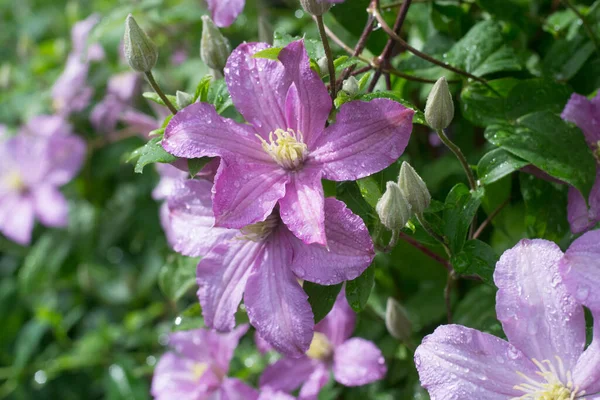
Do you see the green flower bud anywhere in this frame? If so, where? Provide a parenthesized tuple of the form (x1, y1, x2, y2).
(200, 15, 231, 72)
(123, 14, 158, 73)
(342, 76, 359, 96)
(317, 57, 329, 77)
(425, 76, 454, 130)
(300, 0, 331, 16)
(376, 181, 412, 231)
(398, 162, 430, 216)
(385, 297, 413, 342)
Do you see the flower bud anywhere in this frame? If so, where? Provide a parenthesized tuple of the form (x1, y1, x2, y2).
(300, 0, 332, 16)
(376, 181, 412, 231)
(317, 57, 329, 76)
(385, 297, 412, 342)
(123, 14, 158, 73)
(200, 15, 231, 72)
(342, 76, 359, 96)
(425, 76, 454, 130)
(398, 162, 430, 216)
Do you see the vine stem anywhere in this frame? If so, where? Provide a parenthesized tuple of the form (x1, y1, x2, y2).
(399, 232, 451, 270)
(145, 71, 177, 114)
(436, 128, 477, 191)
(315, 15, 337, 100)
(444, 271, 455, 323)
(561, 0, 600, 58)
(415, 214, 451, 257)
(473, 197, 510, 239)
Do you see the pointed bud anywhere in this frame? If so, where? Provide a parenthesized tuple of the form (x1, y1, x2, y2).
(200, 15, 231, 72)
(376, 181, 412, 231)
(398, 162, 430, 216)
(342, 76, 359, 96)
(317, 57, 329, 77)
(425, 76, 454, 130)
(123, 14, 158, 73)
(176, 90, 193, 109)
(385, 297, 412, 342)
(300, 0, 331, 16)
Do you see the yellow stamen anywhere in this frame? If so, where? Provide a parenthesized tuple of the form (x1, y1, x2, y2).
(3, 171, 25, 192)
(238, 214, 279, 242)
(511, 356, 585, 400)
(306, 332, 333, 360)
(191, 362, 209, 380)
(256, 128, 307, 170)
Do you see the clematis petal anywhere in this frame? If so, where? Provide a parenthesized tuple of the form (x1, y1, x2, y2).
(310, 99, 413, 181)
(162, 102, 270, 162)
(225, 42, 290, 138)
(44, 134, 86, 186)
(278, 167, 326, 245)
(333, 338, 386, 386)
(259, 356, 317, 393)
(22, 115, 72, 137)
(212, 159, 289, 229)
(254, 332, 273, 354)
(561, 92, 600, 146)
(278, 41, 331, 148)
(244, 231, 314, 357)
(299, 362, 330, 400)
(197, 240, 264, 332)
(288, 197, 374, 285)
(206, 0, 245, 28)
(494, 239, 586, 370)
(32, 186, 68, 227)
(567, 171, 600, 234)
(573, 314, 600, 394)
(0, 194, 35, 245)
(216, 378, 259, 400)
(167, 179, 236, 256)
(258, 388, 297, 400)
(559, 229, 600, 312)
(151, 352, 217, 400)
(315, 291, 356, 347)
(414, 325, 539, 400)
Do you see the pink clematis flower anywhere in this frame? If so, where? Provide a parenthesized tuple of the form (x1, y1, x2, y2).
(415, 239, 600, 400)
(205, 0, 245, 27)
(559, 229, 600, 313)
(162, 40, 413, 246)
(0, 133, 85, 245)
(164, 177, 374, 357)
(259, 292, 387, 400)
(151, 325, 258, 400)
(561, 92, 600, 233)
(90, 72, 140, 133)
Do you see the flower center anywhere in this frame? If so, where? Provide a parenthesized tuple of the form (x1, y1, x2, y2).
(238, 213, 280, 242)
(306, 332, 333, 361)
(2, 171, 25, 192)
(512, 357, 584, 400)
(191, 362, 209, 380)
(257, 128, 307, 170)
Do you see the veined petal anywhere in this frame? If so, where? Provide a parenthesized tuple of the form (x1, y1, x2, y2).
(568, 185, 599, 234)
(333, 338, 386, 386)
(215, 378, 259, 400)
(212, 160, 289, 229)
(206, 0, 245, 27)
(259, 356, 317, 393)
(561, 92, 600, 146)
(289, 198, 374, 285)
(197, 240, 263, 332)
(32, 186, 68, 227)
(494, 239, 586, 370)
(573, 314, 600, 394)
(414, 325, 539, 400)
(0, 194, 35, 245)
(316, 291, 356, 347)
(279, 41, 331, 149)
(310, 99, 413, 181)
(162, 102, 270, 162)
(278, 167, 326, 246)
(168, 179, 236, 257)
(299, 362, 330, 400)
(151, 352, 218, 400)
(225, 42, 290, 138)
(244, 231, 314, 357)
(560, 229, 600, 312)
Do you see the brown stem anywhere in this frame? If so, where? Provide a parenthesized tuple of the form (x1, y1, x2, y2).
(145, 71, 177, 115)
(444, 271, 455, 323)
(315, 15, 337, 100)
(473, 197, 510, 239)
(338, 14, 375, 89)
(399, 232, 451, 270)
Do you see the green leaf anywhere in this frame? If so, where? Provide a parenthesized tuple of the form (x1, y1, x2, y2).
(329, 0, 387, 54)
(357, 176, 383, 209)
(304, 282, 343, 323)
(443, 184, 484, 254)
(357, 92, 426, 125)
(207, 78, 233, 114)
(336, 181, 376, 228)
(142, 91, 178, 108)
(504, 79, 572, 120)
(519, 173, 570, 242)
(543, 30, 596, 80)
(194, 75, 213, 103)
(253, 47, 282, 60)
(485, 111, 596, 199)
(158, 255, 198, 302)
(187, 157, 211, 178)
(127, 137, 177, 173)
(345, 266, 375, 313)
(450, 239, 498, 285)
(447, 20, 522, 76)
(477, 148, 529, 185)
(454, 285, 501, 334)
(14, 320, 48, 372)
(273, 30, 324, 59)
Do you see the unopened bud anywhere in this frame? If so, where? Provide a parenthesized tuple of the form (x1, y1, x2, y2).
(398, 162, 430, 216)
(376, 181, 412, 231)
(342, 76, 359, 96)
(300, 0, 332, 16)
(425, 76, 454, 130)
(123, 14, 158, 73)
(385, 297, 412, 342)
(317, 57, 329, 76)
(200, 15, 231, 71)
(176, 90, 193, 109)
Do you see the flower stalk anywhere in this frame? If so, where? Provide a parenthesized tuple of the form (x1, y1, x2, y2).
(145, 71, 178, 115)
(315, 15, 337, 100)
(436, 128, 476, 190)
